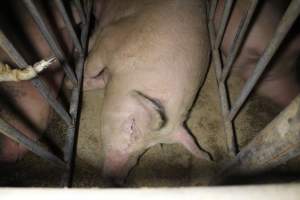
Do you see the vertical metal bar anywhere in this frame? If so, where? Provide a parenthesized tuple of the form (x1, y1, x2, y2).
(208, 21, 238, 156)
(214, 0, 234, 49)
(54, 0, 83, 53)
(221, 0, 259, 82)
(22, 0, 78, 85)
(74, 0, 86, 25)
(61, 0, 93, 187)
(228, 0, 300, 121)
(212, 95, 300, 185)
(0, 31, 72, 126)
(209, 0, 218, 21)
(0, 118, 66, 168)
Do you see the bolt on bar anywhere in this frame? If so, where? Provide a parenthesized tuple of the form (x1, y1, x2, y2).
(228, 0, 300, 121)
(0, 118, 66, 168)
(54, 0, 83, 53)
(61, 0, 93, 187)
(208, 19, 237, 155)
(214, 0, 234, 49)
(0, 31, 72, 126)
(221, 0, 259, 82)
(22, 0, 78, 85)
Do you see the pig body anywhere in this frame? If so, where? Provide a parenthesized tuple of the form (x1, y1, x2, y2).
(215, 0, 300, 107)
(84, 0, 211, 182)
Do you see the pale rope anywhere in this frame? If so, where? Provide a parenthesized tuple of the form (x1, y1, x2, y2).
(0, 57, 56, 82)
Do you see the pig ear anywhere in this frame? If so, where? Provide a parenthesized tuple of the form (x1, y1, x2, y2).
(171, 126, 212, 161)
(132, 91, 166, 130)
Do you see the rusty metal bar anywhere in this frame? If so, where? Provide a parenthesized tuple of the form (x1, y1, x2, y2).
(208, 20, 237, 156)
(0, 117, 66, 168)
(213, 95, 300, 185)
(0, 31, 72, 126)
(54, 0, 83, 53)
(61, 0, 93, 187)
(228, 0, 300, 121)
(221, 0, 259, 82)
(214, 0, 234, 49)
(22, 0, 78, 85)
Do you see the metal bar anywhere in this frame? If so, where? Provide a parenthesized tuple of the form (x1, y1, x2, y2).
(61, 0, 93, 187)
(22, 0, 78, 85)
(208, 21, 237, 156)
(228, 0, 300, 121)
(0, 117, 66, 168)
(74, 0, 86, 25)
(0, 31, 72, 126)
(212, 95, 300, 185)
(54, 0, 83, 53)
(214, 0, 234, 49)
(221, 0, 259, 82)
(209, 0, 218, 21)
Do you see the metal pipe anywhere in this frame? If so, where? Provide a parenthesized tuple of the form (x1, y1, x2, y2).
(54, 0, 83, 53)
(0, 31, 72, 126)
(0, 117, 66, 168)
(22, 0, 78, 85)
(221, 0, 259, 82)
(228, 0, 300, 121)
(61, 0, 93, 187)
(214, 0, 234, 49)
(213, 95, 300, 185)
(208, 21, 238, 156)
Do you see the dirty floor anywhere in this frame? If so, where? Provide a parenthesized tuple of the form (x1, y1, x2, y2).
(1, 64, 299, 187)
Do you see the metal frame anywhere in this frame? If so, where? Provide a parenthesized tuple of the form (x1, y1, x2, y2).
(208, 0, 300, 181)
(0, 0, 93, 187)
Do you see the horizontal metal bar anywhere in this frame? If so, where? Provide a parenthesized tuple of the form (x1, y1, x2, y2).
(228, 0, 300, 121)
(212, 95, 300, 185)
(0, 117, 66, 168)
(208, 20, 237, 156)
(62, 0, 93, 187)
(54, 0, 83, 53)
(221, 0, 259, 82)
(22, 0, 78, 85)
(0, 30, 73, 126)
(214, 0, 234, 49)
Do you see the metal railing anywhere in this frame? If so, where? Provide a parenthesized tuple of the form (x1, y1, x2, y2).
(208, 0, 300, 182)
(0, 0, 93, 187)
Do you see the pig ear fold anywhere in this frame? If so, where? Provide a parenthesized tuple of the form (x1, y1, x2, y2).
(132, 91, 166, 130)
(171, 126, 212, 161)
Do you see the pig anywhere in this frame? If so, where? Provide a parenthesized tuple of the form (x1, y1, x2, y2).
(0, 0, 80, 163)
(214, 0, 300, 107)
(83, 0, 211, 183)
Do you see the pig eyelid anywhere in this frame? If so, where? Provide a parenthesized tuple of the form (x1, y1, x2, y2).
(132, 90, 168, 130)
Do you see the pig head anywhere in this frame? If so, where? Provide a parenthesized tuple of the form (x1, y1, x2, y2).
(84, 0, 211, 184)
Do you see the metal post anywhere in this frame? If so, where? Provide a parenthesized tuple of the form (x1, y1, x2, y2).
(61, 0, 93, 187)
(0, 117, 66, 168)
(22, 0, 78, 85)
(221, 0, 259, 82)
(228, 0, 300, 121)
(213, 95, 300, 185)
(0, 31, 72, 126)
(214, 0, 234, 49)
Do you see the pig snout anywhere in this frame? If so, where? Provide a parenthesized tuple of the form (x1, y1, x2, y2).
(101, 150, 139, 186)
